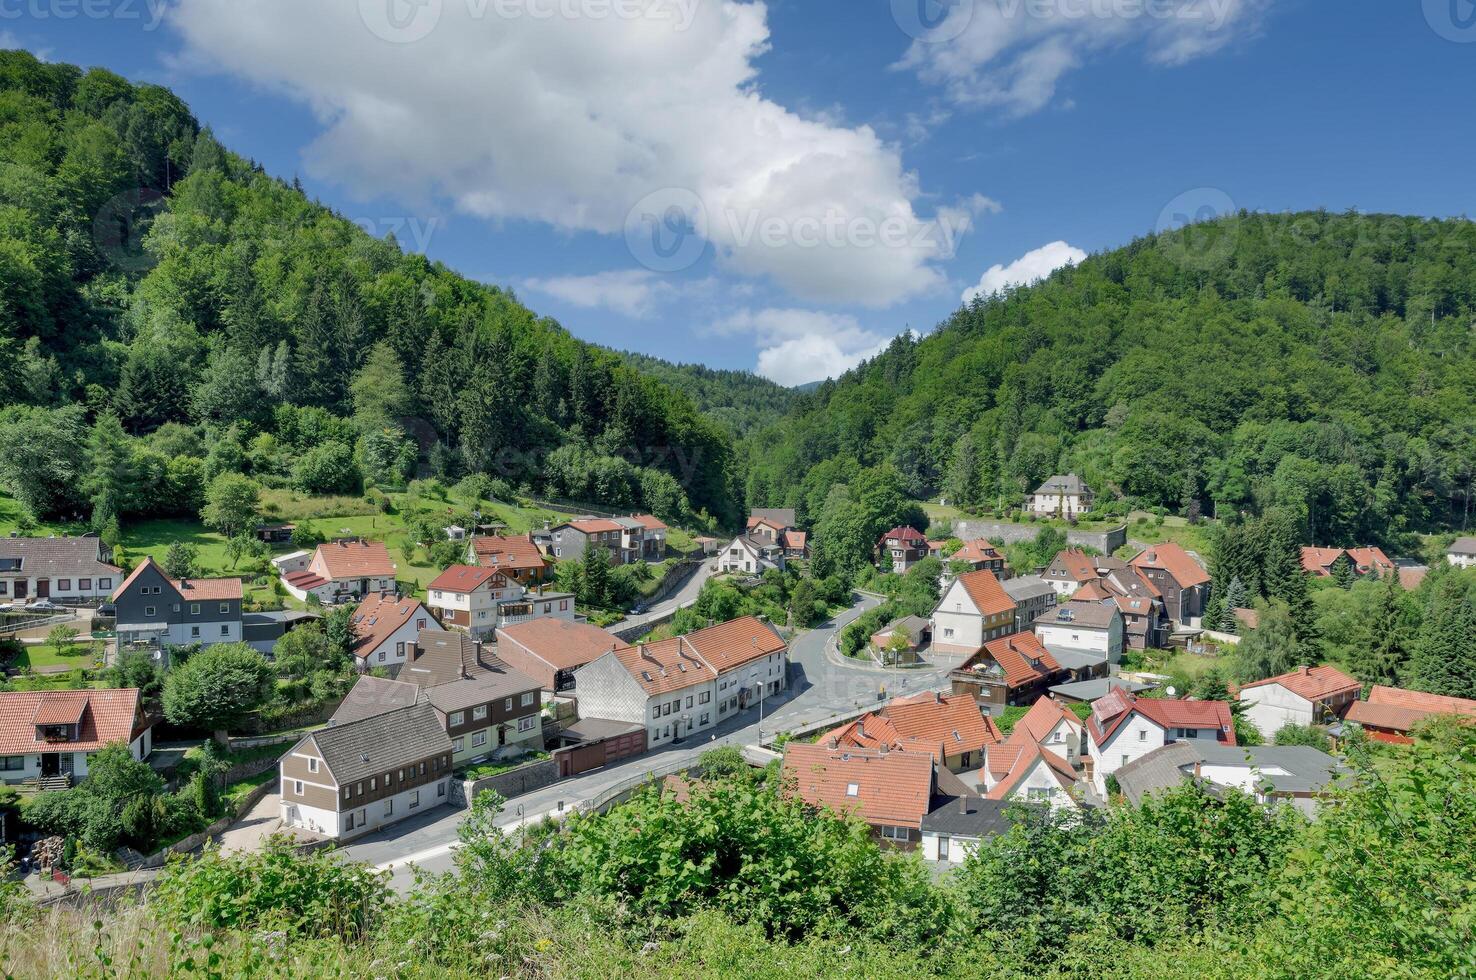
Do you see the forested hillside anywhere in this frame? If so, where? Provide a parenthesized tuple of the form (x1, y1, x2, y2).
(745, 211, 1476, 549)
(616, 351, 796, 438)
(0, 51, 741, 530)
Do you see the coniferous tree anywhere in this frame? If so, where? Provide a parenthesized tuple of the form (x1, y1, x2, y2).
(1346, 573, 1414, 688)
(1405, 575, 1476, 698)
(84, 413, 138, 529)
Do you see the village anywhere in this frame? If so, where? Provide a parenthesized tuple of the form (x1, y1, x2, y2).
(2, 471, 1471, 887)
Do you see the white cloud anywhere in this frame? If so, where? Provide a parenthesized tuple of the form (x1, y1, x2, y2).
(168, 1, 960, 306)
(523, 269, 671, 319)
(962, 240, 1085, 302)
(709, 307, 892, 386)
(897, 0, 1269, 117)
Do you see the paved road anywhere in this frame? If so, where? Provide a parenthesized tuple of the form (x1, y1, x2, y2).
(336, 593, 956, 890)
(609, 560, 715, 635)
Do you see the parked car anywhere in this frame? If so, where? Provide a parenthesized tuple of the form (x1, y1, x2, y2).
(96, 603, 117, 618)
(28, 599, 60, 612)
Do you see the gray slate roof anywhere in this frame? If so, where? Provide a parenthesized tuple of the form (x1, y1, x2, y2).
(309, 701, 451, 785)
(1035, 600, 1119, 629)
(1033, 474, 1090, 495)
(0, 536, 119, 577)
(1048, 677, 1156, 702)
(1114, 742, 1348, 806)
(1449, 536, 1476, 556)
(920, 794, 1015, 838)
(1002, 575, 1056, 601)
(750, 508, 796, 528)
(330, 675, 423, 725)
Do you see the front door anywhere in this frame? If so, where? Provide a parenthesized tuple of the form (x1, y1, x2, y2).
(40, 754, 59, 777)
(35, 579, 49, 598)
(498, 725, 506, 747)
(13, 579, 26, 599)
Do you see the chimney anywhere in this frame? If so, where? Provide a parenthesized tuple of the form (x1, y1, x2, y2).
(959, 795, 968, 813)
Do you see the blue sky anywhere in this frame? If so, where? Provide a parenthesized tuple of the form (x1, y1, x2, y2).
(6, 0, 1474, 384)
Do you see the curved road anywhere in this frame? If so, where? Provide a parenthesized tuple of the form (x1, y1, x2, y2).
(336, 593, 956, 889)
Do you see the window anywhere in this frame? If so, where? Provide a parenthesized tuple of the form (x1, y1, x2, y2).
(99, 577, 111, 590)
(370, 777, 377, 790)
(1138, 729, 1147, 741)
(379, 651, 386, 662)
(396, 642, 405, 656)
(409, 790, 420, 810)
(685, 696, 693, 709)
(504, 697, 513, 711)
(699, 713, 709, 726)
(943, 627, 955, 638)
(191, 626, 201, 638)
(144, 605, 155, 617)
(452, 737, 464, 753)
(355, 782, 363, 796)
(1027, 787, 1056, 800)
(880, 826, 910, 841)
(384, 799, 393, 817)
(652, 706, 660, 720)
(416, 619, 426, 630)
(437, 782, 446, 797)
(308, 758, 319, 773)
(845, 782, 859, 797)
(0, 756, 25, 771)
(219, 603, 229, 614)
(293, 779, 304, 795)
(521, 692, 535, 707)
(220, 624, 229, 636)
(517, 716, 535, 732)
(449, 711, 464, 726)
(342, 787, 350, 801)
(472, 731, 487, 748)
(1120, 755, 1129, 767)
(472, 705, 487, 720)
(58, 579, 70, 591)
(419, 762, 426, 775)
(560, 600, 568, 611)
(190, 604, 200, 615)
(0, 583, 7, 595)
(698, 692, 710, 704)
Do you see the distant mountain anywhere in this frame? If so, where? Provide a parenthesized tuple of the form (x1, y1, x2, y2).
(745, 210, 1476, 550)
(616, 351, 797, 439)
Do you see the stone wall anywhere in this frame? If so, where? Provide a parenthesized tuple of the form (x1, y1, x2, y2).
(120, 777, 278, 870)
(953, 520, 1127, 556)
(451, 757, 560, 807)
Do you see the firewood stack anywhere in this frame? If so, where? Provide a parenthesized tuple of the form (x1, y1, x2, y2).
(31, 836, 64, 874)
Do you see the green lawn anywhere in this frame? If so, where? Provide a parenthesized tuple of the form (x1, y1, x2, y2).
(12, 641, 102, 672)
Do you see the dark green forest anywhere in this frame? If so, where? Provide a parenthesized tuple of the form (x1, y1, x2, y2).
(745, 210, 1476, 549)
(615, 351, 797, 439)
(0, 51, 746, 530)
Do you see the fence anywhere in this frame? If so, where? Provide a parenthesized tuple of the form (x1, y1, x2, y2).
(0, 613, 75, 637)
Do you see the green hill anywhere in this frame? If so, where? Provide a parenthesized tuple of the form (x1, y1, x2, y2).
(0, 51, 740, 529)
(744, 210, 1476, 550)
(615, 351, 797, 439)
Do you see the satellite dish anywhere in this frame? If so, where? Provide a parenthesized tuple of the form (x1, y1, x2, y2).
(1165, 686, 1177, 698)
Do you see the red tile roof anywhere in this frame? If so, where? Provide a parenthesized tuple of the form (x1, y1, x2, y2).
(427, 564, 502, 593)
(783, 743, 936, 829)
(0, 689, 145, 756)
(469, 534, 549, 573)
(983, 732, 1077, 801)
(315, 539, 395, 579)
(1240, 665, 1360, 703)
(1129, 542, 1211, 589)
(606, 616, 787, 696)
(1013, 697, 1082, 744)
(1346, 547, 1393, 573)
(1088, 691, 1235, 747)
(678, 615, 786, 673)
(284, 570, 329, 590)
(979, 631, 1061, 688)
(349, 593, 430, 660)
(109, 558, 156, 602)
(1397, 567, 1427, 591)
(628, 514, 668, 531)
(957, 569, 1016, 618)
(562, 518, 625, 534)
(878, 526, 928, 546)
(782, 529, 807, 551)
(952, 539, 1004, 564)
(1300, 547, 1344, 575)
(176, 577, 244, 601)
(1346, 686, 1476, 734)
(882, 690, 1003, 756)
(495, 618, 617, 671)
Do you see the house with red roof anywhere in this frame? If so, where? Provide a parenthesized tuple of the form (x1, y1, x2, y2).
(877, 526, 930, 573)
(949, 630, 1069, 712)
(0, 688, 153, 787)
(1237, 665, 1360, 739)
(572, 616, 787, 750)
(1300, 547, 1345, 577)
(1128, 543, 1211, 626)
(946, 539, 1009, 577)
(282, 539, 396, 603)
(782, 742, 946, 849)
(1086, 689, 1235, 795)
(746, 510, 808, 558)
(824, 691, 1004, 773)
(931, 569, 1018, 655)
(112, 557, 244, 650)
(466, 533, 552, 585)
(1043, 548, 1100, 598)
(1345, 685, 1476, 744)
(494, 618, 618, 692)
(980, 730, 1081, 810)
(427, 564, 573, 637)
(1345, 547, 1394, 577)
(348, 593, 435, 672)
(1012, 696, 1086, 765)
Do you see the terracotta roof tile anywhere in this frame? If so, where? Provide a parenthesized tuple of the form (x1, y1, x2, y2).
(957, 569, 1016, 618)
(315, 540, 395, 580)
(1013, 696, 1082, 744)
(469, 534, 549, 573)
(976, 631, 1062, 688)
(1088, 691, 1234, 747)
(783, 743, 935, 829)
(1366, 685, 1476, 717)
(1129, 543, 1211, 589)
(349, 593, 430, 660)
(983, 732, 1077, 801)
(1047, 548, 1098, 584)
(176, 577, 244, 601)
(0, 689, 145, 756)
(881, 691, 1003, 756)
(1240, 665, 1360, 703)
(878, 526, 928, 546)
(427, 564, 502, 593)
(628, 514, 668, 531)
(1346, 547, 1393, 573)
(1300, 547, 1344, 575)
(495, 618, 617, 671)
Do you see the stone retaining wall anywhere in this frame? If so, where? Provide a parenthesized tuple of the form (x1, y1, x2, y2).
(953, 520, 1127, 556)
(450, 757, 560, 807)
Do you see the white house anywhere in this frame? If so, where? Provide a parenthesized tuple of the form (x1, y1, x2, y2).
(919, 794, 1013, 864)
(1029, 474, 1094, 517)
(270, 550, 312, 577)
(1033, 601, 1123, 665)
(1236, 665, 1360, 740)
(573, 616, 787, 749)
(930, 570, 1017, 655)
(1086, 689, 1236, 796)
(282, 539, 396, 603)
(1447, 536, 1476, 569)
(0, 536, 121, 604)
(427, 564, 574, 637)
(0, 689, 153, 786)
(111, 558, 243, 650)
(980, 732, 1080, 810)
(1011, 696, 1086, 765)
(717, 535, 785, 575)
(1115, 742, 1349, 818)
(347, 593, 434, 672)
